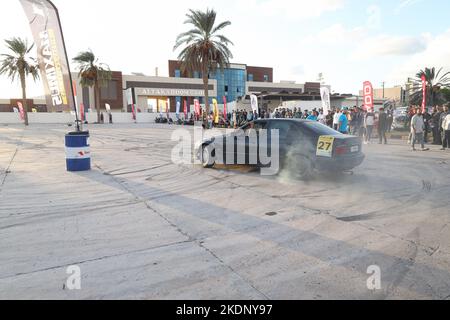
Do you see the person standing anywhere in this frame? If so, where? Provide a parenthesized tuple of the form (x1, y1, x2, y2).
(377, 108, 388, 144)
(387, 110, 394, 133)
(440, 105, 449, 148)
(407, 106, 416, 143)
(431, 106, 442, 145)
(441, 105, 450, 150)
(338, 109, 349, 134)
(307, 111, 318, 121)
(423, 108, 432, 143)
(317, 110, 326, 125)
(333, 109, 341, 131)
(364, 109, 375, 144)
(411, 108, 429, 151)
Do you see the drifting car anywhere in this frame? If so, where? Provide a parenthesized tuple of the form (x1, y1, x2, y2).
(198, 119, 365, 179)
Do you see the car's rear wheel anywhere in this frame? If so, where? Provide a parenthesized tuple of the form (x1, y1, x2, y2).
(283, 155, 313, 180)
(201, 144, 215, 168)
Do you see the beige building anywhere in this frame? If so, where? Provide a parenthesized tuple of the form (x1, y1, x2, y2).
(359, 86, 407, 106)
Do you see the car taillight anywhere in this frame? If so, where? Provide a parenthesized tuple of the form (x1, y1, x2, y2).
(335, 145, 348, 155)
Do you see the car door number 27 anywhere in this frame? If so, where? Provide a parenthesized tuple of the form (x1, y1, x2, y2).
(316, 136, 335, 158)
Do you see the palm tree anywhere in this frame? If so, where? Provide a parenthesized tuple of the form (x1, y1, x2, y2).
(0, 38, 40, 126)
(174, 8, 233, 126)
(72, 50, 111, 123)
(409, 67, 450, 107)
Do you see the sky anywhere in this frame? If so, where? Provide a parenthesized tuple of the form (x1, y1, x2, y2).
(0, 0, 449, 99)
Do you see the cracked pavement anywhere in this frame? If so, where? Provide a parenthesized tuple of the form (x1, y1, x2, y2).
(1, 123, 450, 300)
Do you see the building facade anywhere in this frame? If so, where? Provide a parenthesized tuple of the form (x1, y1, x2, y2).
(2, 60, 318, 114)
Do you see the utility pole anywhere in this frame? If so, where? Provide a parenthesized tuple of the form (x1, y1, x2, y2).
(381, 81, 385, 99)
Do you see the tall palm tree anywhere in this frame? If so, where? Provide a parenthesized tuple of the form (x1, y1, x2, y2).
(174, 8, 233, 126)
(73, 50, 111, 123)
(409, 67, 450, 107)
(0, 38, 40, 126)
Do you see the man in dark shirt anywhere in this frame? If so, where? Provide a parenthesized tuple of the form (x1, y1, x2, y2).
(378, 108, 388, 144)
(387, 110, 394, 132)
(423, 108, 432, 143)
(431, 106, 442, 145)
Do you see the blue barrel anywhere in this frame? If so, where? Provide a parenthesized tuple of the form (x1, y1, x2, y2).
(65, 131, 91, 172)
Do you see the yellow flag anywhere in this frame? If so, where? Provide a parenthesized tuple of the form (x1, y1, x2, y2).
(213, 99, 219, 124)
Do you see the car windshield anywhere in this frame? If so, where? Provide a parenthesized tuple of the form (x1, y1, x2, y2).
(303, 121, 342, 136)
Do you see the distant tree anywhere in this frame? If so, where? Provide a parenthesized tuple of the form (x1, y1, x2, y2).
(73, 50, 111, 123)
(409, 67, 450, 106)
(174, 8, 233, 126)
(0, 38, 40, 126)
(441, 87, 450, 104)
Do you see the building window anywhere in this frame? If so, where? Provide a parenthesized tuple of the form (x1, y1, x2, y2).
(225, 85, 229, 92)
(264, 75, 269, 82)
(248, 74, 254, 81)
(175, 69, 181, 78)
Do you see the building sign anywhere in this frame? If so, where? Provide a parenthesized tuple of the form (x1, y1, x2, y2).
(135, 88, 207, 97)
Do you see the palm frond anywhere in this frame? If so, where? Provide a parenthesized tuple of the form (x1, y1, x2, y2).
(73, 50, 111, 88)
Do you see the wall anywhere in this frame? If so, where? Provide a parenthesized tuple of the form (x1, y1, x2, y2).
(0, 112, 180, 125)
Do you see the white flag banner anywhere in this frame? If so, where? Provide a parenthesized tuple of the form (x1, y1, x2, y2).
(176, 101, 181, 115)
(250, 94, 259, 114)
(105, 103, 111, 113)
(320, 87, 331, 116)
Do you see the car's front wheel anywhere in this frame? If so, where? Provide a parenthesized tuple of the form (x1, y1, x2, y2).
(201, 144, 216, 168)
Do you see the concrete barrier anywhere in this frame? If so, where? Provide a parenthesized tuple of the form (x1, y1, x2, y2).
(0, 112, 180, 125)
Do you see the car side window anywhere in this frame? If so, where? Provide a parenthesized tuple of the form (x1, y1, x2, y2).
(254, 122, 267, 131)
(269, 122, 293, 140)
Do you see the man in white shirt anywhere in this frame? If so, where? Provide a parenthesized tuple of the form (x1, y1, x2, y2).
(318, 110, 326, 124)
(441, 105, 450, 150)
(364, 110, 375, 144)
(411, 108, 429, 151)
(333, 109, 341, 131)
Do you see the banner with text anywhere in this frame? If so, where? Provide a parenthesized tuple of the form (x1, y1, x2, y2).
(19, 0, 75, 113)
(320, 87, 331, 116)
(223, 96, 227, 119)
(421, 74, 427, 113)
(363, 81, 374, 112)
(213, 99, 219, 124)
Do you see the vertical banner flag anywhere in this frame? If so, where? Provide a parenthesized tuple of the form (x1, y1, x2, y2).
(72, 80, 79, 118)
(19, 0, 76, 115)
(320, 87, 331, 116)
(80, 103, 85, 121)
(363, 81, 374, 112)
(176, 100, 181, 116)
(126, 88, 136, 120)
(17, 102, 25, 121)
(213, 99, 219, 124)
(223, 96, 227, 119)
(194, 99, 200, 116)
(250, 95, 259, 115)
(183, 100, 188, 118)
(421, 74, 427, 113)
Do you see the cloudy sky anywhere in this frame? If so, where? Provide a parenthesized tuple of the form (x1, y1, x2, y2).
(1, 0, 449, 99)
